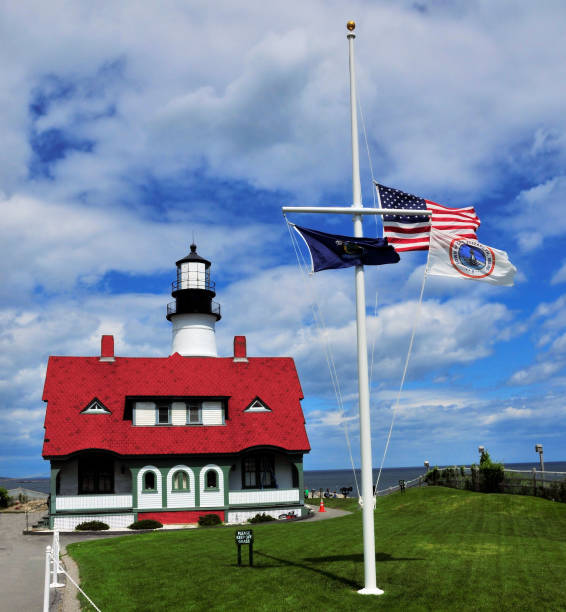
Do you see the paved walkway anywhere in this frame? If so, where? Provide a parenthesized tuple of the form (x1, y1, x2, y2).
(0, 511, 52, 610)
(303, 504, 352, 521)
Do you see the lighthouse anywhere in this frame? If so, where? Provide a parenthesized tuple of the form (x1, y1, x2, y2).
(166, 244, 221, 357)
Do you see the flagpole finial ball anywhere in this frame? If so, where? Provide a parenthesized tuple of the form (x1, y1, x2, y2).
(346, 21, 356, 31)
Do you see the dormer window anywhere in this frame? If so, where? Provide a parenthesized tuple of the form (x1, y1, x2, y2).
(157, 405, 170, 425)
(244, 398, 271, 413)
(187, 402, 202, 424)
(81, 398, 111, 415)
(132, 398, 225, 426)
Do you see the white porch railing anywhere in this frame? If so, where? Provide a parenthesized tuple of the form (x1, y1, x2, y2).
(229, 488, 300, 505)
(55, 494, 132, 511)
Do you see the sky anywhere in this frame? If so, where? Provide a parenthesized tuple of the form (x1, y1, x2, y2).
(1, 0, 566, 477)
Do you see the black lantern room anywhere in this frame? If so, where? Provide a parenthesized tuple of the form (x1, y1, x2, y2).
(166, 244, 221, 321)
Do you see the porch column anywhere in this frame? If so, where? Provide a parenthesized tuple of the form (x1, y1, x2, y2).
(293, 459, 304, 499)
(49, 466, 60, 529)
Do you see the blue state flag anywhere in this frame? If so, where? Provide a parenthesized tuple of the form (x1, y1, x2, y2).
(294, 225, 400, 272)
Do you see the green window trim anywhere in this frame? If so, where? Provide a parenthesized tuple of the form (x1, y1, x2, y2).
(171, 470, 191, 492)
(142, 470, 159, 493)
(203, 469, 220, 491)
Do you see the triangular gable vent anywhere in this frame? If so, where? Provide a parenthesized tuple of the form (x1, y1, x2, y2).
(81, 398, 111, 415)
(244, 398, 271, 413)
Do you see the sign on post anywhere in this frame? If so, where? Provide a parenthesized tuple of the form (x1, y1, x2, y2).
(235, 529, 254, 566)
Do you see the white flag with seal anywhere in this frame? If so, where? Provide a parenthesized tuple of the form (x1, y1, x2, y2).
(426, 228, 516, 286)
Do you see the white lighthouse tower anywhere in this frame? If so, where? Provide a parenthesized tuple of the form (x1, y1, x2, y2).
(166, 244, 221, 357)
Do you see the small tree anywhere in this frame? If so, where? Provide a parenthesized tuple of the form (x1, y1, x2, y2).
(479, 450, 504, 493)
(0, 487, 9, 508)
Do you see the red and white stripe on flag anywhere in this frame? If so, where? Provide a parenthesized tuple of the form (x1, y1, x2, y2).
(383, 200, 480, 252)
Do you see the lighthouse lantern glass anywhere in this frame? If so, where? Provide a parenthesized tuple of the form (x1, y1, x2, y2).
(178, 261, 208, 289)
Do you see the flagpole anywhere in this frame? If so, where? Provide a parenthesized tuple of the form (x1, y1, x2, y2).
(347, 20, 383, 596)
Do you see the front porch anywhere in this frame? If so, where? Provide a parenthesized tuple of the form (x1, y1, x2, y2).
(55, 494, 133, 511)
(228, 488, 300, 506)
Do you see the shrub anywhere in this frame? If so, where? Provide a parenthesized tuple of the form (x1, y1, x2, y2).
(479, 451, 504, 493)
(424, 467, 440, 485)
(128, 519, 163, 530)
(0, 487, 8, 508)
(75, 521, 110, 531)
(248, 512, 275, 523)
(198, 513, 222, 527)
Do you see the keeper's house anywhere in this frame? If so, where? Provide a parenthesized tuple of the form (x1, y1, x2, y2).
(42, 245, 310, 529)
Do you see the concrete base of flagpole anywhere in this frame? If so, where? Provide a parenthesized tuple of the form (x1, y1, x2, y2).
(357, 587, 385, 595)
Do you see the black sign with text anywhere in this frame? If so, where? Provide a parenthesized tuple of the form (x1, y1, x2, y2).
(235, 529, 254, 545)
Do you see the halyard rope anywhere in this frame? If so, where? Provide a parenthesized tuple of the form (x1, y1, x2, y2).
(285, 217, 361, 497)
(373, 264, 429, 494)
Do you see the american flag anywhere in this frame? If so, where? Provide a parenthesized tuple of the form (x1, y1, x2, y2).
(375, 183, 481, 252)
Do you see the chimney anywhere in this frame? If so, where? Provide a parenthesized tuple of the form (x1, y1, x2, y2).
(100, 335, 115, 362)
(233, 336, 248, 362)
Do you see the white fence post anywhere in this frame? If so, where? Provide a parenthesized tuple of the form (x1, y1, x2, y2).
(50, 530, 65, 588)
(44, 546, 52, 612)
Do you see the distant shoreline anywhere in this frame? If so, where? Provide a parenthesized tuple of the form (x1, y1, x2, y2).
(2, 461, 565, 496)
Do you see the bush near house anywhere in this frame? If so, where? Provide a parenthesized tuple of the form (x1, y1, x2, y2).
(75, 521, 110, 531)
(0, 487, 9, 508)
(198, 513, 222, 527)
(248, 512, 275, 523)
(129, 519, 163, 530)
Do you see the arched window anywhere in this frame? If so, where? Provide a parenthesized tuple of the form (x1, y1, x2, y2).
(143, 471, 157, 491)
(205, 470, 218, 490)
(172, 470, 189, 491)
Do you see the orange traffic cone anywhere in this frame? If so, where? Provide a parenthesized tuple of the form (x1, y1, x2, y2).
(319, 498, 326, 512)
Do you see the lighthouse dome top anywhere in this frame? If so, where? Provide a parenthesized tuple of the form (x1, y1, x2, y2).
(176, 243, 211, 267)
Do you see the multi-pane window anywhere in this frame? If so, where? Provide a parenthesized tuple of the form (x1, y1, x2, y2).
(242, 455, 276, 489)
(187, 402, 202, 424)
(157, 405, 170, 425)
(133, 399, 225, 426)
(243, 457, 257, 488)
(79, 455, 114, 494)
(172, 470, 189, 491)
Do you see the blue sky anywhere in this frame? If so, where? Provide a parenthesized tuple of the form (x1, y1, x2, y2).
(1, 1, 566, 477)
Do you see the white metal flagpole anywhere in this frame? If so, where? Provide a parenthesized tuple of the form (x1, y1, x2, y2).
(347, 20, 383, 596)
(281, 22, 431, 594)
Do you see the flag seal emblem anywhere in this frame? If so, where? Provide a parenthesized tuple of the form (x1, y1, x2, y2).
(335, 240, 364, 258)
(449, 238, 495, 279)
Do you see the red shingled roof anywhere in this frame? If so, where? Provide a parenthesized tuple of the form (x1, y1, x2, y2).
(42, 353, 310, 458)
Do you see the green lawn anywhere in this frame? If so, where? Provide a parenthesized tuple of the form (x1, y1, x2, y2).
(67, 487, 566, 611)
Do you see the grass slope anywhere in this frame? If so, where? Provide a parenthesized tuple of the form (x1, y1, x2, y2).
(67, 488, 566, 611)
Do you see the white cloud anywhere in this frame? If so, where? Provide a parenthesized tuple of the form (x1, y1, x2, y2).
(551, 262, 566, 285)
(507, 177, 566, 252)
(483, 406, 534, 426)
(0, 192, 277, 299)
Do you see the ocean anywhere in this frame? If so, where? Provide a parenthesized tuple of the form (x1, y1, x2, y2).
(2, 461, 565, 496)
(304, 461, 566, 495)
